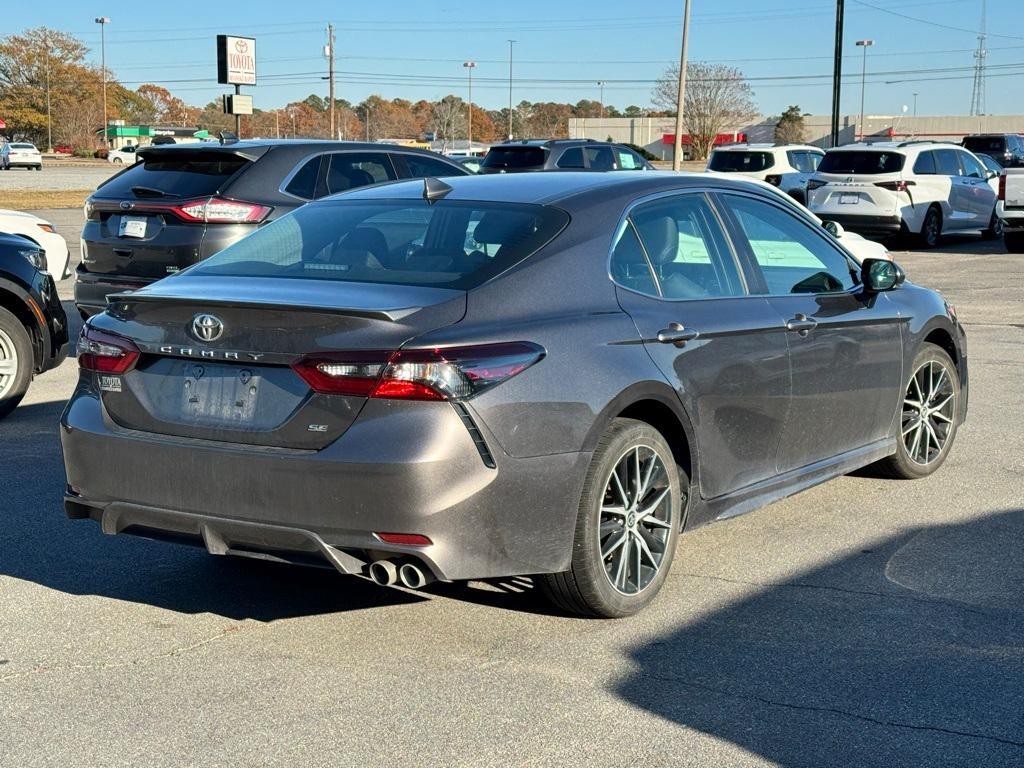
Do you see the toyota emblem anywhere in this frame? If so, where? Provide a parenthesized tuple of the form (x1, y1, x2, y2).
(119, 201, 133, 211)
(234, 39, 248, 54)
(191, 313, 224, 342)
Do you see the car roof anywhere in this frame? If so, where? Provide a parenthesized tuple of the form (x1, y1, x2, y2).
(140, 139, 451, 156)
(714, 143, 822, 152)
(328, 170, 773, 207)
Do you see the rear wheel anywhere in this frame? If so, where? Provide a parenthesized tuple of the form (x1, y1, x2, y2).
(917, 206, 942, 249)
(872, 343, 959, 479)
(982, 210, 1003, 240)
(540, 418, 683, 618)
(0, 307, 33, 419)
(112, 157, 123, 165)
(1005, 231, 1024, 253)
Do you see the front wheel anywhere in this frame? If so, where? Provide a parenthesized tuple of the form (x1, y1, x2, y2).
(540, 418, 683, 618)
(871, 343, 960, 479)
(0, 307, 33, 419)
(982, 210, 1004, 240)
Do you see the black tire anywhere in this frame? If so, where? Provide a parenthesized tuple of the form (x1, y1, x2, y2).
(0, 306, 33, 420)
(539, 418, 684, 618)
(982, 209, 1003, 241)
(917, 206, 942, 249)
(871, 343, 960, 480)
(1005, 231, 1024, 253)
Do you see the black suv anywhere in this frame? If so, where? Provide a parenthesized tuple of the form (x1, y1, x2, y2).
(76, 140, 470, 317)
(0, 232, 69, 418)
(961, 134, 1024, 168)
(478, 139, 654, 174)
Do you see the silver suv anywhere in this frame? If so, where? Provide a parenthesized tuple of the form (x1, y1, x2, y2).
(478, 139, 654, 174)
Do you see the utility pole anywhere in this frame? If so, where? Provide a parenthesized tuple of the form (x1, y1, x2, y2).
(830, 0, 844, 147)
(326, 23, 336, 138)
(598, 81, 605, 119)
(275, 110, 280, 139)
(671, 0, 691, 171)
(507, 40, 516, 140)
(43, 31, 52, 153)
(95, 17, 110, 148)
(912, 92, 919, 118)
(463, 61, 476, 151)
(856, 39, 873, 141)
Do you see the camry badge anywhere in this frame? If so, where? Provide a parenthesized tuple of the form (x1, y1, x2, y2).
(191, 313, 224, 342)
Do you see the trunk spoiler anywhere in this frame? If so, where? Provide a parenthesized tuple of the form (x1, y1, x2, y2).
(136, 144, 270, 163)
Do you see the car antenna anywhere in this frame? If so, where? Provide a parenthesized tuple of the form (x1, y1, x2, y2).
(218, 131, 239, 146)
(422, 177, 452, 204)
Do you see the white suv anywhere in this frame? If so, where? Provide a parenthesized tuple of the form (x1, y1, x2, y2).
(808, 141, 1001, 248)
(706, 144, 824, 205)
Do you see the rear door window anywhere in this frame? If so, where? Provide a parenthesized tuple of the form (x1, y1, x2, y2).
(283, 156, 322, 200)
(934, 149, 962, 177)
(708, 151, 774, 172)
(556, 147, 585, 168)
(323, 152, 395, 196)
(95, 152, 250, 198)
(818, 151, 905, 175)
(912, 151, 937, 175)
(584, 146, 615, 171)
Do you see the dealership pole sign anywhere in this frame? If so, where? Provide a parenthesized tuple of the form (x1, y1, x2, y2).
(217, 35, 256, 86)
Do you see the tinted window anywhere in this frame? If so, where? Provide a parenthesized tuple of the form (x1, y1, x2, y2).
(912, 151, 937, 175)
(481, 146, 546, 169)
(556, 147, 585, 169)
(610, 223, 658, 296)
(614, 148, 644, 170)
(978, 153, 1003, 173)
(190, 200, 568, 291)
(627, 194, 744, 300)
(584, 146, 615, 171)
(325, 153, 394, 196)
(708, 151, 774, 172)
(934, 149, 962, 176)
(95, 152, 250, 198)
(11, 143, 36, 149)
(284, 156, 321, 199)
(402, 153, 462, 178)
(959, 152, 986, 179)
(725, 194, 856, 295)
(818, 151, 905, 175)
(963, 136, 1005, 154)
(787, 151, 818, 173)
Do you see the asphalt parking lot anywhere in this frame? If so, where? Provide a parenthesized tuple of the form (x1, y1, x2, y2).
(1, 206, 1022, 766)
(0, 162, 118, 193)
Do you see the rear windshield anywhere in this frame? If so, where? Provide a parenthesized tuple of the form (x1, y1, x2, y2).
(10, 143, 36, 149)
(963, 136, 1006, 153)
(481, 146, 547, 169)
(189, 199, 569, 291)
(818, 151, 905, 175)
(96, 152, 250, 199)
(708, 151, 774, 172)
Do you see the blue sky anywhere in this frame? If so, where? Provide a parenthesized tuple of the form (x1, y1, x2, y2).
(7, 0, 1023, 117)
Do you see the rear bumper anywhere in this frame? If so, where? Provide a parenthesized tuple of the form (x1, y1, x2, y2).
(816, 213, 903, 236)
(60, 389, 590, 581)
(74, 268, 155, 316)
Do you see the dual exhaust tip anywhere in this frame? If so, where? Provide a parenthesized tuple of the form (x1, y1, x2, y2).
(367, 559, 433, 590)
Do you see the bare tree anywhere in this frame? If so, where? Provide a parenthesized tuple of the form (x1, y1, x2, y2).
(653, 62, 758, 160)
(430, 95, 465, 151)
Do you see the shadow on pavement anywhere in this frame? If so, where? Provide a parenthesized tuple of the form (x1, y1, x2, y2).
(0, 400, 425, 621)
(615, 509, 1024, 766)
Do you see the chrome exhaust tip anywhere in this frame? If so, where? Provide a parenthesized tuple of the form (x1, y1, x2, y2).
(368, 559, 399, 587)
(398, 561, 433, 590)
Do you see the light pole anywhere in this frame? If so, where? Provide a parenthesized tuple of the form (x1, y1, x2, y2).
(598, 81, 605, 119)
(507, 40, 516, 140)
(463, 61, 476, 151)
(856, 39, 874, 141)
(913, 92, 919, 118)
(672, 0, 692, 171)
(95, 17, 110, 148)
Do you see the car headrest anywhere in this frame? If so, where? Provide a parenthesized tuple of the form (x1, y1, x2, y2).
(635, 215, 678, 265)
(338, 227, 388, 261)
(472, 211, 536, 248)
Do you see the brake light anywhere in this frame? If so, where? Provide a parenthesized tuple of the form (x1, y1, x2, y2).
(807, 179, 827, 191)
(874, 180, 915, 192)
(170, 197, 271, 224)
(292, 342, 545, 401)
(78, 324, 140, 373)
(998, 173, 1006, 201)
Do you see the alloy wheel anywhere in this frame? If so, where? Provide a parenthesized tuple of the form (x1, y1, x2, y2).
(0, 327, 20, 399)
(901, 360, 956, 466)
(598, 444, 675, 595)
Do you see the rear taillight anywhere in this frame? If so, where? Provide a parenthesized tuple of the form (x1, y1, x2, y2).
(292, 342, 545, 401)
(874, 180, 915, 192)
(765, 174, 782, 187)
(998, 173, 1006, 201)
(170, 197, 271, 224)
(806, 179, 827, 191)
(78, 324, 140, 373)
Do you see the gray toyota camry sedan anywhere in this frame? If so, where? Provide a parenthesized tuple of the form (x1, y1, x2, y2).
(61, 172, 967, 617)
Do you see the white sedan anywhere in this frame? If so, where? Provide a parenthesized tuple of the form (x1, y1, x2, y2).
(0, 209, 72, 280)
(107, 145, 142, 165)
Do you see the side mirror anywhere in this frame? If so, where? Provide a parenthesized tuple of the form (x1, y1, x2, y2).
(861, 257, 905, 292)
(986, 169, 998, 180)
(822, 220, 845, 238)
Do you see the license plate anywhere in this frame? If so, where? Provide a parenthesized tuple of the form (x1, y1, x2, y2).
(183, 363, 261, 426)
(118, 216, 147, 238)
(839, 193, 859, 205)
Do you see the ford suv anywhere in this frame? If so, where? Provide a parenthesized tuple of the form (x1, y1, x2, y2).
(808, 141, 1001, 248)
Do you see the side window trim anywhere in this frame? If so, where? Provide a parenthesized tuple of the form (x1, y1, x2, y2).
(319, 151, 398, 198)
(279, 152, 325, 201)
(712, 189, 861, 297)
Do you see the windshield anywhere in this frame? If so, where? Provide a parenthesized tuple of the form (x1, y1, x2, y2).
(190, 199, 569, 291)
(708, 151, 774, 172)
(818, 151, 905, 175)
(481, 147, 547, 169)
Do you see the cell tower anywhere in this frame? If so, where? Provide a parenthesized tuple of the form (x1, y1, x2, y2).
(970, 0, 987, 116)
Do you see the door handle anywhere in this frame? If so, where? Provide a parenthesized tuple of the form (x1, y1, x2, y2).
(785, 313, 818, 336)
(656, 322, 699, 346)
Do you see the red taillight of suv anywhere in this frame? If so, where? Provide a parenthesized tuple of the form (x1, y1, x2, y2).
(998, 173, 1006, 201)
(874, 180, 916, 193)
(292, 342, 545, 401)
(78, 325, 140, 374)
(169, 197, 271, 224)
